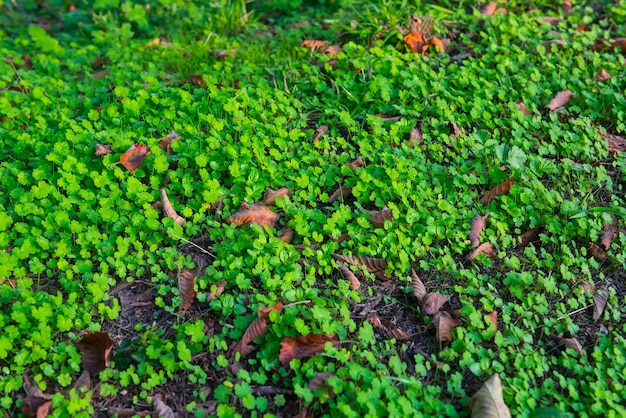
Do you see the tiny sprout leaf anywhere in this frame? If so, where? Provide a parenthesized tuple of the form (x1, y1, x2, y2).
(410, 270, 427, 301)
(469, 373, 512, 418)
(226, 202, 279, 228)
(469, 242, 496, 261)
(336, 260, 361, 290)
(546, 90, 573, 112)
(76, 332, 114, 374)
(479, 179, 513, 205)
(426, 311, 460, 342)
(94, 144, 112, 156)
(558, 337, 584, 357)
(263, 187, 292, 206)
(152, 394, 175, 418)
(279, 334, 339, 367)
(119, 143, 150, 172)
(469, 213, 489, 248)
(160, 189, 185, 225)
(593, 285, 609, 322)
(421, 292, 450, 316)
(529, 407, 570, 418)
(178, 269, 196, 311)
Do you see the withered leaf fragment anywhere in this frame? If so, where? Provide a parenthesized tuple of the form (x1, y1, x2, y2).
(480, 2, 496, 16)
(279, 334, 339, 367)
(119, 143, 150, 172)
(600, 216, 618, 250)
(152, 394, 175, 418)
(590, 38, 626, 54)
(332, 254, 388, 279)
(469, 373, 512, 418)
(178, 269, 196, 311)
(349, 156, 364, 169)
(516, 102, 530, 116)
(308, 372, 335, 399)
(367, 314, 411, 341)
(328, 185, 352, 203)
(301, 40, 329, 52)
(479, 179, 513, 205)
(226, 202, 279, 228)
(593, 285, 609, 322)
(403, 17, 443, 54)
(559, 337, 584, 357)
(369, 206, 393, 228)
(263, 187, 292, 206)
(312, 125, 328, 141)
(486, 311, 498, 328)
(94, 144, 112, 156)
(409, 126, 423, 146)
(469, 213, 489, 248)
(22, 373, 51, 418)
(596, 69, 611, 81)
(160, 189, 185, 225)
(207, 279, 226, 301)
(232, 303, 283, 359)
(589, 242, 608, 261)
(546, 90, 574, 111)
(277, 226, 294, 244)
(421, 292, 450, 315)
(518, 226, 546, 248)
(324, 45, 341, 57)
(75, 332, 114, 374)
(469, 242, 496, 261)
(410, 270, 427, 301)
(427, 311, 460, 342)
(336, 261, 361, 290)
(603, 133, 626, 153)
(158, 130, 180, 155)
(70, 370, 91, 393)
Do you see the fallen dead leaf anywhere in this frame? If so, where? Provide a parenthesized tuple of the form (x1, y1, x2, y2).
(349, 156, 364, 169)
(562, 0, 572, 15)
(599, 216, 618, 250)
(94, 144, 112, 156)
(421, 292, 449, 315)
(595, 68, 611, 81)
(367, 314, 411, 341)
(324, 45, 341, 57)
(22, 373, 51, 418)
(516, 102, 530, 116)
(207, 279, 226, 301)
(603, 133, 626, 153)
(75, 332, 114, 374)
(231, 303, 283, 359)
(589, 242, 608, 261)
(328, 185, 352, 203)
(308, 372, 335, 399)
(70, 370, 91, 393)
(469, 213, 489, 248)
(593, 285, 609, 322)
(479, 178, 513, 205)
(336, 260, 361, 290)
(226, 202, 279, 228)
(559, 337, 584, 357)
(158, 130, 180, 155)
(301, 40, 329, 52)
(427, 311, 460, 342)
(277, 226, 294, 244)
(369, 206, 393, 228)
(178, 269, 196, 311)
(263, 187, 292, 206)
(480, 2, 497, 16)
(332, 254, 388, 279)
(410, 270, 427, 301)
(469, 373, 511, 418)
(409, 126, 423, 146)
(279, 334, 339, 367)
(517, 226, 546, 248)
(160, 188, 185, 225)
(152, 394, 175, 418)
(590, 38, 626, 54)
(486, 311, 498, 328)
(119, 143, 151, 172)
(469, 242, 496, 261)
(546, 90, 574, 112)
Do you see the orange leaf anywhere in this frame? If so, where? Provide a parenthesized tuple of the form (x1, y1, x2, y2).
(94, 144, 112, 156)
(589, 241, 608, 261)
(328, 185, 352, 203)
(336, 260, 361, 290)
(75, 332, 114, 374)
(119, 143, 150, 172)
(366, 314, 411, 341)
(348, 156, 364, 169)
(517, 226, 546, 248)
(277, 226, 294, 244)
(226, 202, 279, 228)
(312, 125, 328, 141)
(469, 242, 496, 261)
(600, 216, 618, 250)
(404, 31, 429, 53)
(410, 270, 427, 301)
(178, 269, 195, 311)
(332, 254, 388, 279)
(422, 292, 450, 315)
(263, 187, 292, 206)
(427, 311, 460, 342)
(160, 189, 185, 225)
(546, 90, 574, 111)
(279, 334, 339, 367)
(158, 130, 180, 155)
(232, 303, 283, 359)
(152, 394, 175, 418)
(479, 178, 513, 205)
(595, 68, 611, 81)
(603, 133, 626, 153)
(369, 206, 393, 228)
(480, 2, 497, 16)
(429, 37, 445, 52)
(469, 213, 489, 248)
(301, 40, 329, 52)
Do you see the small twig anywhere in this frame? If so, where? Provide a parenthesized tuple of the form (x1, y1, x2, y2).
(282, 300, 311, 309)
(170, 234, 215, 258)
(557, 303, 594, 321)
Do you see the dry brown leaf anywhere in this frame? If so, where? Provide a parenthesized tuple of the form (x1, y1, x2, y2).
(593, 285, 609, 322)
(366, 315, 411, 341)
(301, 39, 329, 52)
(22, 373, 50, 402)
(308, 372, 335, 399)
(589, 241, 608, 261)
(421, 292, 450, 316)
(94, 144, 112, 156)
(263, 187, 292, 206)
(328, 185, 352, 203)
(546, 90, 574, 111)
(469, 242, 496, 261)
(429, 37, 446, 52)
(410, 270, 427, 301)
(479, 178, 513, 205)
(178, 269, 196, 311)
(332, 254, 388, 279)
(119, 143, 150, 172)
(426, 311, 460, 342)
(207, 279, 226, 301)
(409, 126, 423, 146)
(212, 49, 237, 58)
(603, 133, 626, 153)
(469, 213, 489, 248)
(336, 261, 361, 290)
(516, 102, 530, 116)
(595, 68, 611, 81)
(160, 189, 185, 225)
(349, 156, 364, 169)
(590, 38, 626, 53)
(92, 69, 109, 80)
(324, 45, 341, 57)
(279, 334, 339, 367)
(158, 130, 180, 155)
(152, 394, 175, 418)
(312, 125, 328, 141)
(600, 217, 618, 250)
(232, 303, 283, 359)
(469, 373, 511, 418)
(562, 0, 573, 15)
(369, 207, 393, 228)
(21, 395, 51, 418)
(70, 370, 91, 393)
(559, 337, 584, 357)
(189, 74, 206, 88)
(448, 121, 460, 137)
(480, 2, 497, 16)
(75, 332, 114, 374)
(486, 311, 498, 328)
(106, 408, 152, 417)
(518, 226, 546, 248)
(278, 226, 294, 244)
(226, 202, 279, 228)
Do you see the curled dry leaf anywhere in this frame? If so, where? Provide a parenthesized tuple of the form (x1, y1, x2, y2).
(178, 269, 196, 311)
(588, 242, 608, 261)
(590, 38, 626, 54)
(448, 121, 460, 138)
(469, 213, 489, 248)
(480, 2, 497, 16)
(332, 254, 388, 279)
(349, 156, 364, 169)
(421, 292, 450, 316)
(312, 125, 328, 141)
(158, 130, 180, 155)
(94, 144, 112, 156)
(22, 372, 51, 418)
(603, 133, 626, 153)
(409, 126, 423, 146)
(232, 303, 283, 359)
(308, 372, 335, 399)
(593, 285, 609, 322)
(263, 187, 292, 206)
(410, 270, 427, 301)
(599, 216, 618, 250)
(486, 311, 498, 329)
(119, 143, 150, 172)
(70, 370, 91, 393)
(426, 311, 460, 342)
(479, 178, 513, 205)
(328, 185, 352, 203)
(367, 314, 411, 341)
(469, 242, 496, 261)
(278, 226, 294, 244)
(559, 337, 584, 357)
(595, 68, 611, 81)
(152, 394, 175, 418)
(546, 90, 574, 111)
(226, 202, 279, 228)
(207, 279, 226, 301)
(369, 206, 393, 228)
(336, 261, 361, 290)
(75, 332, 114, 374)
(469, 373, 512, 418)
(324, 45, 341, 57)
(516, 102, 530, 116)
(160, 189, 185, 225)
(518, 226, 546, 248)
(279, 334, 339, 367)
(301, 40, 329, 52)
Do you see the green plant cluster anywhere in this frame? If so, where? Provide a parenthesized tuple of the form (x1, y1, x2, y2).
(1, 0, 625, 417)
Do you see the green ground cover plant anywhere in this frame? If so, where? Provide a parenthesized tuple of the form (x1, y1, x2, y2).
(1, 0, 626, 416)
